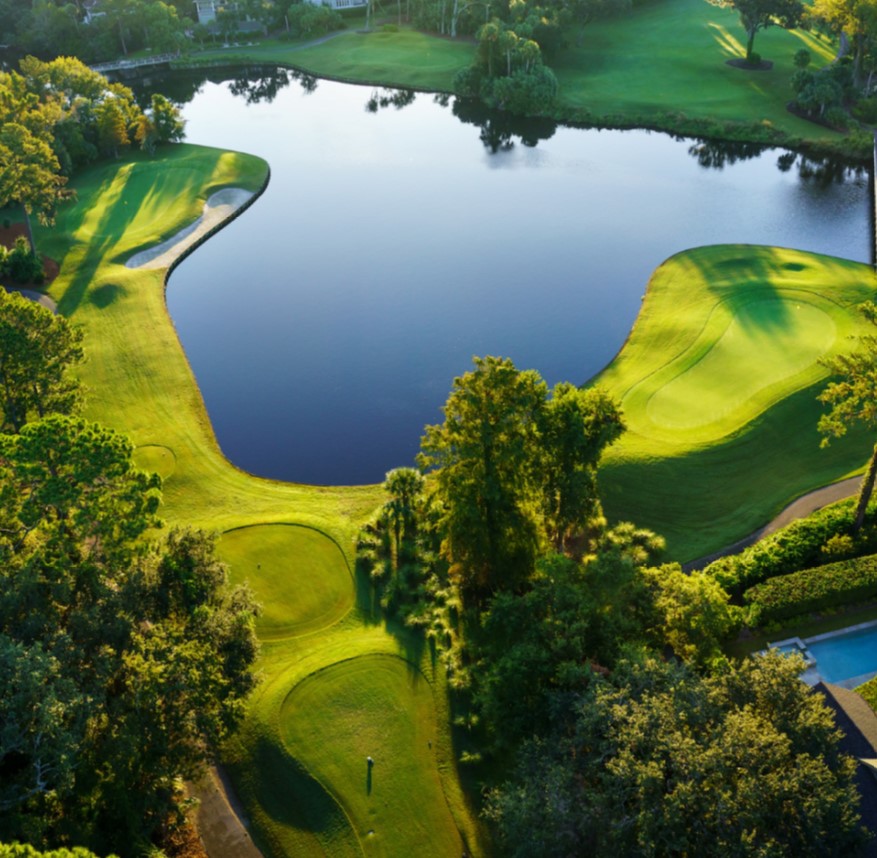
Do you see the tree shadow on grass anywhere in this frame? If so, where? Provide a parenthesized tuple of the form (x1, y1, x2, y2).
(244, 736, 358, 853)
(89, 282, 127, 308)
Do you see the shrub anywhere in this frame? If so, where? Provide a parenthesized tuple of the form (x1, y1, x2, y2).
(852, 96, 877, 124)
(0, 236, 43, 284)
(704, 499, 877, 596)
(744, 553, 877, 626)
(481, 66, 558, 115)
(794, 49, 811, 69)
(747, 52, 761, 66)
(825, 106, 849, 130)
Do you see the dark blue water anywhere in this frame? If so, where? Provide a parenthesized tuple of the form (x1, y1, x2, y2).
(152, 70, 870, 485)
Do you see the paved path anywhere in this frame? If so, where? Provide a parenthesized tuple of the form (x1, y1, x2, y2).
(194, 766, 265, 858)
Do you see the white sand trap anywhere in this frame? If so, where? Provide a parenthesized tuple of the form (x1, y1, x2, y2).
(125, 187, 254, 270)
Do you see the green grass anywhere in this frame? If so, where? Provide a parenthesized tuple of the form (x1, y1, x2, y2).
(32, 144, 486, 858)
(552, 0, 840, 140)
(218, 525, 355, 639)
(173, 0, 853, 148)
(281, 655, 465, 857)
(181, 29, 475, 92)
(595, 245, 877, 562)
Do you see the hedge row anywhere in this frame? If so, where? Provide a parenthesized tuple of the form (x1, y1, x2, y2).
(743, 553, 877, 625)
(704, 499, 877, 596)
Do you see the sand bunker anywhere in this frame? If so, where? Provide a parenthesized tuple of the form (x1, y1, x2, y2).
(126, 187, 254, 270)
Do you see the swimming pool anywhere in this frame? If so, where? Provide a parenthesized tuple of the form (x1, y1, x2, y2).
(770, 621, 877, 688)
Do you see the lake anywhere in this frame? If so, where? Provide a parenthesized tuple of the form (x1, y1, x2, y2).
(134, 67, 871, 485)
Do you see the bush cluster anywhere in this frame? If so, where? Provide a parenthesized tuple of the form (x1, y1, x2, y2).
(703, 500, 877, 596)
(0, 237, 44, 285)
(744, 553, 877, 625)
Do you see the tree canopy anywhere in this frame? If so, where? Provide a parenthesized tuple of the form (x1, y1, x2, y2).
(417, 356, 623, 601)
(0, 289, 84, 433)
(485, 651, 866, 857)
(0, 416, 259, 855)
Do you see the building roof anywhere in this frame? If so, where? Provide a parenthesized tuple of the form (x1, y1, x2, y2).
(815, 682, 877, 856)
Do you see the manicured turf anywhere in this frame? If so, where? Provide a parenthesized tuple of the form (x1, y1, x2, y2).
(281, 655, 465, 857)
(176, 0, 847, 146)
(219, 525, 354, 638)
(552, 0, 838, 138)
(32, 144, 485, 858)
(595, 245, 877, 562)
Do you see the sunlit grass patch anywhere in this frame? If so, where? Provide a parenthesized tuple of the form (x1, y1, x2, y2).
(596, 245, 877, 562)
(219, 525, 354, 638)
(280, 654, 464, 857)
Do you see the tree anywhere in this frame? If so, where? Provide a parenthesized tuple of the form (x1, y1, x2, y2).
(134, 93, 185, 153)
(539, 382, 624, 551)
(0, 122, 67, 240)
(485, 652, 866, 857)
(708, 0, 804, 62)
(0, 289, 84, 434)
(383, 466, 425, 563)
(811, 0, 877, 86)
(644, 563, 741, 666)
(471, 547, 655, 751)
(819, 301, 877, 531)
(0, 416, 259, 854)
(418, 357, 626, 601)
(418, 356, 547, 599)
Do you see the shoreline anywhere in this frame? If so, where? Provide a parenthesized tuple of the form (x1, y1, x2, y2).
(126, 187, 256, 270)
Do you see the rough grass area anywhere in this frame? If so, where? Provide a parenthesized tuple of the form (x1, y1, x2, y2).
(595, 245, 877, 563)
(32, 144, 485, 858)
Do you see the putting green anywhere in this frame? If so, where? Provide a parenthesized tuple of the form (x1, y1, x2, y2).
(644, 296, 836, 433)
(218, 525, 354, 639)
(280, 655, 464, 857)
(596, 245, 877, 561)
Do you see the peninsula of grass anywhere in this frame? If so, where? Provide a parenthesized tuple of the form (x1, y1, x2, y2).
(594, 245, 877, 563)
(32, 144, 486, 858)
(173, 0, 857, 155)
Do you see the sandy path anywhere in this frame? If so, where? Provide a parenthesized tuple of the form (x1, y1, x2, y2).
(126, 188, 254, 270)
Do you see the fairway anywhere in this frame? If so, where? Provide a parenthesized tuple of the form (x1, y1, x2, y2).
(219, 525, 354, 638)
(596, 245, 877, 560)
(280, 655, 465, 857)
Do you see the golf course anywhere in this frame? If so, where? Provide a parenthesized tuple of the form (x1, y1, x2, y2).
(21, 0, 877, 851)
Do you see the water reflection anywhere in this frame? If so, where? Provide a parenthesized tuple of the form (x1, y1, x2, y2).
(127, 70, 870, 485)
(365, 88, 416, 112)
(687, 136, 867, 186)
